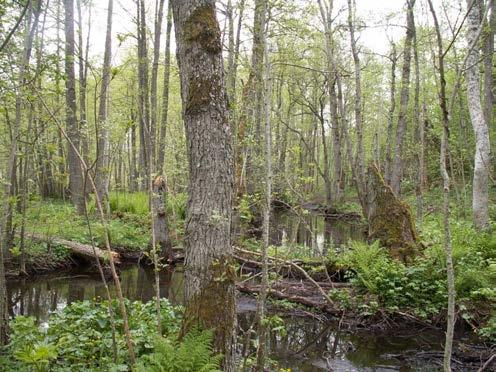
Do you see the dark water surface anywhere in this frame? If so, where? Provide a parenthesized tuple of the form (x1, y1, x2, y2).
(4, 212, 478, 371)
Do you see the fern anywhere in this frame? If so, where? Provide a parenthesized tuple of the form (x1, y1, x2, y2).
(135, 329, 222, 372)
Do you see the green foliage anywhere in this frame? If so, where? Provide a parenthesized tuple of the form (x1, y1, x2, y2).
(108, 192, 149, 216)
(25, 200, 149, 252)
(7, 299, 182, 371)
(135, 329, 222, 372)
(238, 194, 254, 226)
(338, 241, 447, 318)
(478, 312, 496, 340)
(338, 219, 496, 328)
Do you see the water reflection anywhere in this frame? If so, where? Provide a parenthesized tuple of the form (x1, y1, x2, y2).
(7, 265, 184, 323)
(271, 210, 363, 255)
(238, 312, 445, 371)
(6, 266, 466, 371)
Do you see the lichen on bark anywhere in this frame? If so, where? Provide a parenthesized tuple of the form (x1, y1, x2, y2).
(366, 163, 419, 263)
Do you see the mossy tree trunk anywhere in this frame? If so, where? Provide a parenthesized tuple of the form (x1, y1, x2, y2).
(366, 163, 418, 263)
(171, 1, 236, 370)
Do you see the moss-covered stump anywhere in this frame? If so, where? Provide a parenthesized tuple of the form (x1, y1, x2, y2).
(365, 163, 419, 263)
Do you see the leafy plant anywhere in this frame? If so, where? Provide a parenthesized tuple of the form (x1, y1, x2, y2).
(135, 329, 222, 372)
(7, 299, 182, 371)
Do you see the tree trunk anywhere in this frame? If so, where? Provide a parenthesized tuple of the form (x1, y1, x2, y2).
(483, 0, 495, 128)
(389, 0, 415, 196)
(136, 0, 150, 190)
(171, 2, 236, 369)
(466, 0, 491, 230)
(151, 176, 173, 260)
(256, 18, 271, 370)
(384, 43, 397, 183)
(95, 0, 113, 212)
(150, 0, 165, 165)
(156, 2, 173, 173)
(76, 0, 90, 194)
(426, 2, 455, 369)
(64, 0, 85, 214)
(347, 0, 366, 210)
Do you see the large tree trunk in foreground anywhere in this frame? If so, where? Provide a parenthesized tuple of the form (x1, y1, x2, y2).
(366, 164, 418, 263)
(64, 0, 85, 214)
(466, 0, 491, 230)
(172, 2, 236, 369)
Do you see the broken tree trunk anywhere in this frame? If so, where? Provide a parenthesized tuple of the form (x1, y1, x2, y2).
(151, 175, 173, 260)
(26, 233, 120, 263)
(365, 163, 418, 263)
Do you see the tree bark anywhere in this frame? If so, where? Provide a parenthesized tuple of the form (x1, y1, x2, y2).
(171, 2, 236, 369)
(95, 0, 113, 212)
(384, 44, 397, 184)
(136, 0, 150, 190)
(466, 0, 491, 230)
(389, 0, 415, 196)
(150, 0, 165, 166)
(64, 0, 85, 214)
(347, 0, 366, 210)
(156, 2, 173, 173)
(483, 0, 494, 128)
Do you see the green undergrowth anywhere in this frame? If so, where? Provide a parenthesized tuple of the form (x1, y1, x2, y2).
(336, 215, 496, 340)
(24, 199, 149, 251)
(2, 299, 219, 372)
(21, 192, 187, 256)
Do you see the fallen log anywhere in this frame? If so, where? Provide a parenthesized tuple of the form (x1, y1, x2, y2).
(237, 282, 342, 316)
(26, 232, 120, 263)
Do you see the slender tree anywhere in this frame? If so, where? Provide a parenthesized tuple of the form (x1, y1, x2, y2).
(95, 0, 114, 211)
(64, 0, 85, 214)
(427, 3, 455, 370)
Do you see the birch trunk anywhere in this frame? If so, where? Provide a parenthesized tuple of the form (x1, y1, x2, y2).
(466, 0, 491, 230)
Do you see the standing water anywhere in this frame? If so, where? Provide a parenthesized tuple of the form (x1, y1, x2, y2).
(5, 211, 480, 371)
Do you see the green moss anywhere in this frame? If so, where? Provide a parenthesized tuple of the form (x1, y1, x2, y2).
(367, 164, 419, 263)
(180, 256, 236, 355)
(184, 5, 222, 54)
(186, 76, 214, 115)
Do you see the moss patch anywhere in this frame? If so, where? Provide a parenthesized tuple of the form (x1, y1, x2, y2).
(184, 5, 221, 54)
(366, 163, 419, 263)
(186, 75, 215, 115)
(180, 256, 236, 356)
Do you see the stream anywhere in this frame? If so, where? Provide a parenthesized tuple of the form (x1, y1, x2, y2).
(5, 211, 481, 371)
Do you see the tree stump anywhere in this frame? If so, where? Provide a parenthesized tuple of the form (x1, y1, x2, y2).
(366, 163, 418, 262)
(151, 175, 173, 261)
